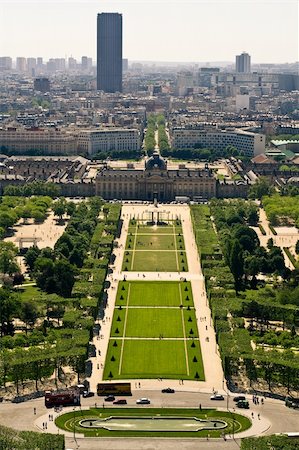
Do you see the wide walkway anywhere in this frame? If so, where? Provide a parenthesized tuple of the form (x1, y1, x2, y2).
(86, 204, 224, 393)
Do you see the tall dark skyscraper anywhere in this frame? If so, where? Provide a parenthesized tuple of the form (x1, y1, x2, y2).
(97, 13, 122, 93)
(235, 52, 251, 73)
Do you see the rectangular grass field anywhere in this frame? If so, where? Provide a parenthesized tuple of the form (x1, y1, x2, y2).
(103, 281, 204, 381)
(123, 222, 188, 272)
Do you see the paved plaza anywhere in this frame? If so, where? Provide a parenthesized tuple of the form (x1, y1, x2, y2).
(4, 212, 67, 273)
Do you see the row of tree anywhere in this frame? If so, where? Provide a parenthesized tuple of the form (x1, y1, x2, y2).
(144, 114, 157, 153)
(163, 144, 249, 162)
(4, 181, 60, 198)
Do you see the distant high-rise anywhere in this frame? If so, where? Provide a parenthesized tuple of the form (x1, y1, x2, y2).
(16, 57, 27, 72)
(122, 58, 128, 72)
(97, 13, 122, 93)
(0, 57, 12, 71)
(27, 58, 37, 76)
(68, 57, 77, 70)
(236, 52, 251, 73)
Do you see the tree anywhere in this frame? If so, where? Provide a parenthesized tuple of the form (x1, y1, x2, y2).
(34, 257, 76, 297)
(34, 257, 55, 293)
(0, 288, 21, 336)
(53, 198, 66, 221)
(19, 301, 39, 334)
(229, 240, 244, 291)
(24, 246, 41, 272)
(248, 177, 274, 200)
(53, 260, 76, 297)
(31, 208, 46, 223)
(247, 208, 259, 226)
(66, 201, 76, 217)
(233, 225, 259, 253)
(0, 211, 17, 230)
(0, 242, 19, 276)
(20, 206, 32, 224)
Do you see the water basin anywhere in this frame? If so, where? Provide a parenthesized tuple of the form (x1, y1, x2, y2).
(79, 416, 227, 432)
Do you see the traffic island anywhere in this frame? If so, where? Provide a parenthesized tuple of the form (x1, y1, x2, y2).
(55, 407, 251, 438)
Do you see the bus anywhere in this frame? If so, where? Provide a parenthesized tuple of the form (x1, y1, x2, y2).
(175, 196, 190, 204)
(45, 389, 80, 408)
(97, 382, 132, 396)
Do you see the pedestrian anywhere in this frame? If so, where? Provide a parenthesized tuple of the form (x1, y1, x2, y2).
(258, 413, 260, 420)
(33, 407, 36, 415)
(42, 422, 45, 430)
(139, 382, 141, 388)
(199, 403, 202, 411)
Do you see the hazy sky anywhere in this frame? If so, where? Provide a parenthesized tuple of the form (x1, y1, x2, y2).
(0, 0, 298, 63)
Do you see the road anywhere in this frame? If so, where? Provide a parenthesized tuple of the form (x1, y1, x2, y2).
(0, 391, 298, 449)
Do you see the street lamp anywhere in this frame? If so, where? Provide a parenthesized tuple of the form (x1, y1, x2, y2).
(73, 406, 76, 442)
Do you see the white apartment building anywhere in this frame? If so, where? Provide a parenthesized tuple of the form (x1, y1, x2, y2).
(77, 128, 141, 155)
(171, 127, 265, 156)
(0, 127, 77, 155)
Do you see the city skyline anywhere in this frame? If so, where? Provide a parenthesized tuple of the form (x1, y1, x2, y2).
(0, 0, 298, 63)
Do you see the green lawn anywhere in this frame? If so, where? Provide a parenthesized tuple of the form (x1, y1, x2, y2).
(128, 250, 180, 271)
(120, 340, 188, 377)
(104, 281, 204, 380)
(125, 308, 184, 338)
(134, 234, 176, 250)
(55, 408, 252, 438)
(14, 284, 44, 302)
(128, 224, 183, 235)
(116, 281, 184, 306)
(123, 222, 188, 272)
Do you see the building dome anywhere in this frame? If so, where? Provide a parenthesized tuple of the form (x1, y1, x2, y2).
(145, 150, 167, 170)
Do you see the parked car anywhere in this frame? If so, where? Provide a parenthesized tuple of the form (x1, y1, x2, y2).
(113, 399, 127, 405)
(162, 388, 175, 394)
(210, 394, 224, 401)
(104, 395, 115, 402)
(136, 398, 150, 404)
(83, 391, 94, 398)
(233, 395, 246, 403)
(237, 400, 249, 409)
